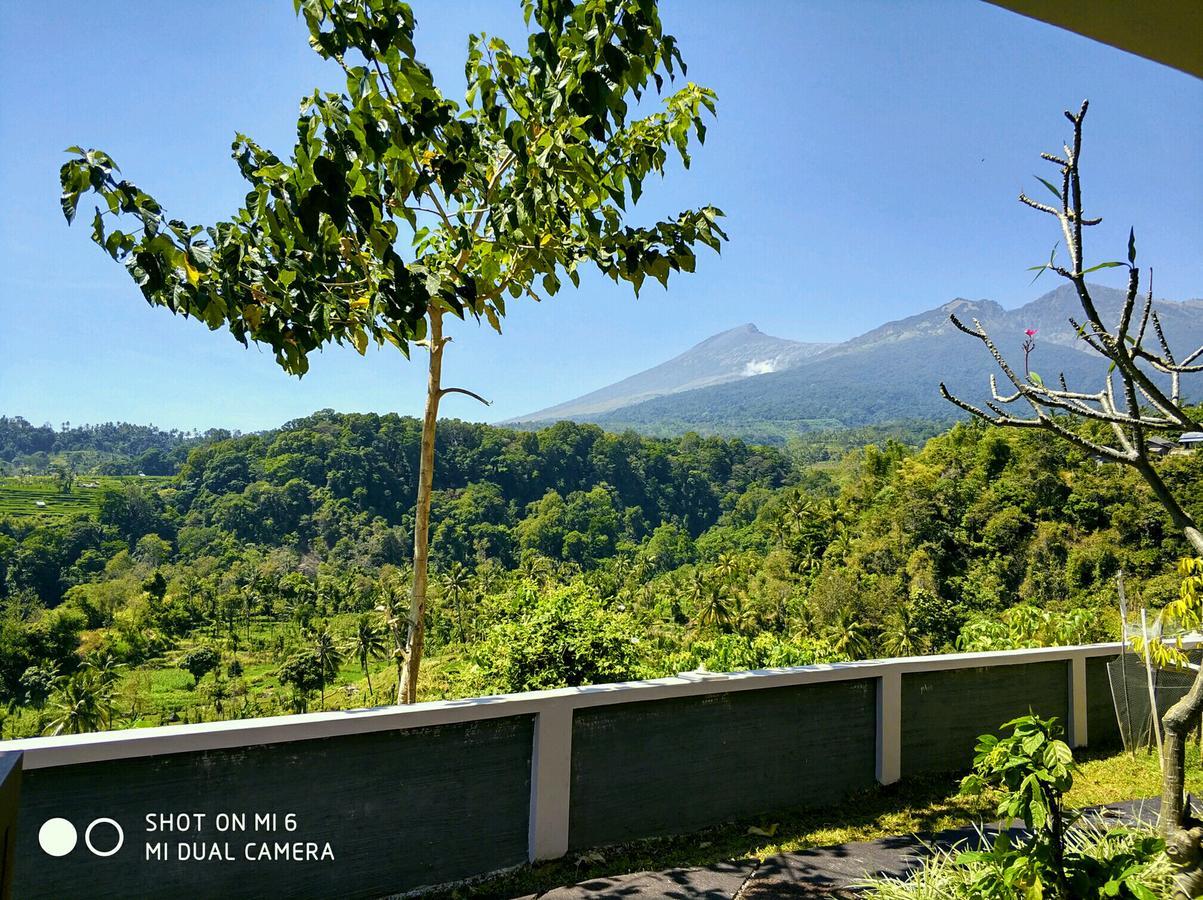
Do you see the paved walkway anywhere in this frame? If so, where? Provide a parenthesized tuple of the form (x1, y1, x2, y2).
(518, 800, 1160, 899)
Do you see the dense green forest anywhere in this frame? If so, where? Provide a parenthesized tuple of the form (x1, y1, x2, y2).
(1, 409, 1199, 737)
(0, 415, 229, 475)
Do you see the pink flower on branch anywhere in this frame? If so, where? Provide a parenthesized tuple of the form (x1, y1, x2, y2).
(1022, 328, 1037, 377)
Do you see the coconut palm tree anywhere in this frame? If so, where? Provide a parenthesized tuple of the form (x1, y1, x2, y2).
(882, 603, 922, 657)
(46, 675, 104, 736)
(727, 595, 756, 636)
(351, 613, 388, 702)
(206, 676, 229, 719)
(311, 625, 344, 709)
(827, 605, 872, 659)
(83, 651, 125, 728)
(713, 552, 741, 585)
(697, 588, 732, 632)
(794, 601, 818, 639)
(376, 570, 409, 703)
(439, 563, 473, 643)
(783, 492, 813, 530)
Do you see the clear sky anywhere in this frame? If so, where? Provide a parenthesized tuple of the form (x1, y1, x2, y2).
(1, 1, 1200, 433)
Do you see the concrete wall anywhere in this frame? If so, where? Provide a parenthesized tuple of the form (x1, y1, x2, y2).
(3, 643, 1129, 898)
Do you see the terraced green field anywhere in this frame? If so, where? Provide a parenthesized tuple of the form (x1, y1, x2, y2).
(0, 475, 171, 520)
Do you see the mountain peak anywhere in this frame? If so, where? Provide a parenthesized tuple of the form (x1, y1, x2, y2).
(941, 298, 1000, 314)
(507, 323, 830, 424)
(506, 284, 1203, 435)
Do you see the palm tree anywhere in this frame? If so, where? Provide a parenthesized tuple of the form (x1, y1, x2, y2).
(207, 676, 230, 719)
(697, 588, 732, 631)
(882, 603, 921, 657)
(827, 605, 872, 659)
(713, 552, 741, 585)
(376, 570, 409, 704)
(520, 554, 554, 585)
(46, 675, 104, 736)
(311, 625, 344, 709)
(351, 613, 388, 702)
(682, 569, 710, 626)
(240, 588, 257, 640)
(83, 651, 125, 728)
(727, 595, 756, 636)
(783, 492, 813, 530)
(828, 521, 854, 560)
(439, 563, 473, 643)
(794, 601, 818, 639)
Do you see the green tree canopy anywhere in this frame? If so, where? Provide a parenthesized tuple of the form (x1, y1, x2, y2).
(59, 0, 726, 703)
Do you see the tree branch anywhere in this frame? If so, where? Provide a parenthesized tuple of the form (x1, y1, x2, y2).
(438, 386, 491, 405)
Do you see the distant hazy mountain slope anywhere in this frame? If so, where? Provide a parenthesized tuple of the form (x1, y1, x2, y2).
(602, 284, 1203, 431)
(508, 323, 832, 422)
(514, 284, 1203, 437)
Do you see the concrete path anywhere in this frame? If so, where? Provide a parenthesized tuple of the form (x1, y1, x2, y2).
(521, 800, 1159, 899)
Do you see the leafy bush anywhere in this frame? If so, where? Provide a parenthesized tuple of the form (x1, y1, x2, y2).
(474, 585, 642, 692)
(955, 715, 1163, 898)
(860, 823, 1170, 900)
(178, 646, 219, 688)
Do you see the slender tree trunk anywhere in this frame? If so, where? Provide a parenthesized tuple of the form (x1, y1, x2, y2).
(399, 311, 445, 704)
(1121, 460, 1203, 838)
(364, 663, 373, 701)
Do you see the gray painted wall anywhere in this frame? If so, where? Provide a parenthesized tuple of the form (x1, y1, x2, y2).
(900, 661, 1071, 775)
(14, 717, 533, 900)
(7, 647, 1132, 897)
(0, 752, 19, 900)
(568, 680, 877, 849)
(1086, 656, 1122, 748)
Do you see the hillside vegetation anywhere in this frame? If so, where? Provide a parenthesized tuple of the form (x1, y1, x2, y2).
(0, 410, 1199, 736)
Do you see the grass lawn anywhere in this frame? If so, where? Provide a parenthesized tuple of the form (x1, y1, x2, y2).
(444, 743, 1200, 899)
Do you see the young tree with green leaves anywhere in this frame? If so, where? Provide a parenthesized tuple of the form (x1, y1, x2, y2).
(277, 651, 324, 714)
(180, 647, 221, 689)
(60, 0, 725, 703)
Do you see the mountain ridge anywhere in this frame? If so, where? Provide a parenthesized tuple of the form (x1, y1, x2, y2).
(507, 322, 833, 423)
(508, 283, 1203, 441)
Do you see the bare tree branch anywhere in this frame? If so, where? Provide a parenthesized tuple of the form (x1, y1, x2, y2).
(438, 386, 491, 405)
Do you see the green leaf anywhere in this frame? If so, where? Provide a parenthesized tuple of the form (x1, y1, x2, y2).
(1127, 227, 1136, 265)
(1083, 261, 1122, 274)
(1028, 372, 1044, 386)
(1035, 175, 1062, 202)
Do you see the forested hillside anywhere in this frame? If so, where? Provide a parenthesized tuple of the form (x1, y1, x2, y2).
(0, 416, 223, 475)
(1, 410, 1199, 736)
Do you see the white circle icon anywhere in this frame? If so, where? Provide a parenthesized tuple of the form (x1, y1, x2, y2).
(85, 818, 124, 857)
(38, 818, 78, 857)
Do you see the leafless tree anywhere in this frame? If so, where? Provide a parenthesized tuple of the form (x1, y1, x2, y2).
(941, 100, 1203, 862)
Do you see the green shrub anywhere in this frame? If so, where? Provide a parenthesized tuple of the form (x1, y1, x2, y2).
(474, 585, 641, 693)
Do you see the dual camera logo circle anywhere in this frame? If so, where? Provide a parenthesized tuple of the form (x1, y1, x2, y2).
(38, 817, 124, 858)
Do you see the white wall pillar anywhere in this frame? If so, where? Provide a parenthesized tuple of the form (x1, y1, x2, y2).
(528, 702, 573, 862)
(877, 669, 901, 784)
(1069, 655, 1089, 748)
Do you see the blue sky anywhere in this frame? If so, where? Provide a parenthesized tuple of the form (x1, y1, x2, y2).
(1, 1, 1200, 432)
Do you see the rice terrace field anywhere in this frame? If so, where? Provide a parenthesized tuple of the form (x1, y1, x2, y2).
(0, 475, 169, 520)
